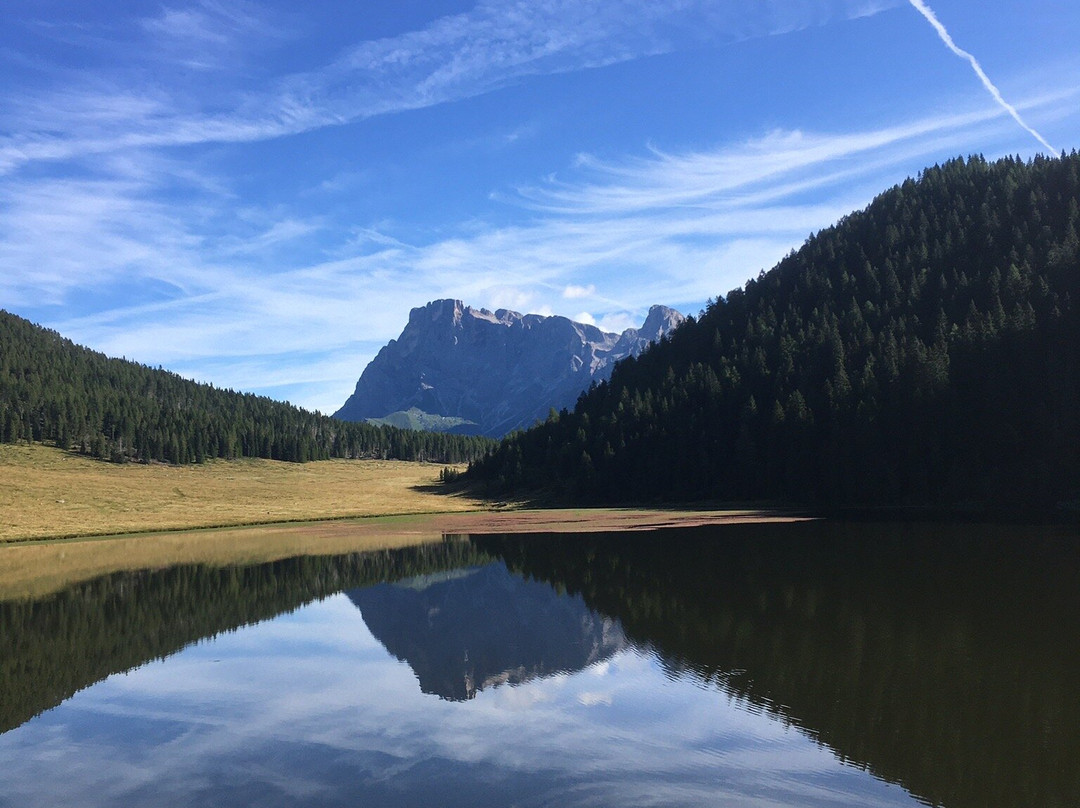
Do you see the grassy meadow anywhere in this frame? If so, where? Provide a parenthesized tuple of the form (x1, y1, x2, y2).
(0, 442, 489, 543)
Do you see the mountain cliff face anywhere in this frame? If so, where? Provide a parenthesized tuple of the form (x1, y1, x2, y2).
(334, 300, 684, 437)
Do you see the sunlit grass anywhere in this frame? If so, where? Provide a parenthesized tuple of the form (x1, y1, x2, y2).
(0, 442, 487, 542)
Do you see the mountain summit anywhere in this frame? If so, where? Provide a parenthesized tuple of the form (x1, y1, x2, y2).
(334, 300, 684, 437)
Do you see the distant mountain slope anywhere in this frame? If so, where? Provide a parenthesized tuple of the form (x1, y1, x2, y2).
(365, 407, 480, 435)
(334, 299, 684, 437)
(470, 153, 1080, 507)
(0, 310, 492, 465)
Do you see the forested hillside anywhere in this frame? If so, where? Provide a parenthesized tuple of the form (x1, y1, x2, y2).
(470, 153, 1080, 507)
(0, 312, 492, 464)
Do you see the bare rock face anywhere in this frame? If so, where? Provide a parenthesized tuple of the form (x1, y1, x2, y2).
(333, 299, 684, 437)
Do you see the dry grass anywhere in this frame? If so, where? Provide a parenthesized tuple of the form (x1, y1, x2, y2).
(0, 443, 489, 542)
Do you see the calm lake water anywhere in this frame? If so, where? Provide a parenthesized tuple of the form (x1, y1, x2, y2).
(1, 521, 1077, 807)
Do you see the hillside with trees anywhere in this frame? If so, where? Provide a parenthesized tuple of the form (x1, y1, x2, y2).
(469, 153, 1080, 508)
(0, 311, 492, 465)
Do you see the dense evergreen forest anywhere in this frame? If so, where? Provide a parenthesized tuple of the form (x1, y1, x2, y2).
(470, 153, 1080, 507)
(0, 311, 492, 465)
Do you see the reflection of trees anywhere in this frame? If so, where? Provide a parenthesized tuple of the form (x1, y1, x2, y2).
(476, 522, 1080, 808)
(0, 540, 488, 734)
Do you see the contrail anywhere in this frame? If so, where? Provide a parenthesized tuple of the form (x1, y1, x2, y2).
(907, 0, 1055, 153)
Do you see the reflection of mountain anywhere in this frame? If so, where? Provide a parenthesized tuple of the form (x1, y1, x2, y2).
(349, 562, 627, 700)
(0, 541, 489, 735)
(475, 523, 1080, 808)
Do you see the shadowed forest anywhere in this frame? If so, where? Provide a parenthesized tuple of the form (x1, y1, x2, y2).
(0, 312, 492, 466)
(471, 154, 1080, 508)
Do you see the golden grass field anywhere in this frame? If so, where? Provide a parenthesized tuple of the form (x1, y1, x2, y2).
(0, 442, 490, 542)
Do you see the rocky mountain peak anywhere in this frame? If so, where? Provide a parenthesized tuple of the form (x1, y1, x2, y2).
(410, 298, 467, 327)
(639, 304, 683, 341)
(334, 300, 684, 437)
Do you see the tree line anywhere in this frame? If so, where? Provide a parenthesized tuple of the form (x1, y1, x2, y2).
(469, 153, 1080, 508)
(0, 311, 493, 465)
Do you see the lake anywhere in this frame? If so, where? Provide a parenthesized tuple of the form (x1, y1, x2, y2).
(0, 520, 1077, 807)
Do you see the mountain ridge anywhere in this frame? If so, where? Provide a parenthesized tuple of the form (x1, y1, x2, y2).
(335, 300, 684, 437)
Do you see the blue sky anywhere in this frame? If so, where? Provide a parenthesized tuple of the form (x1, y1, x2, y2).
(2, 0, 1077, 413)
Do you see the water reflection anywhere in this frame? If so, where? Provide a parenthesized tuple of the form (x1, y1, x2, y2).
(349, 563, 627, 700)
(0, 521, 1076, 808)
(475, 522, 1080, 808)
(0, 540, 489, 733)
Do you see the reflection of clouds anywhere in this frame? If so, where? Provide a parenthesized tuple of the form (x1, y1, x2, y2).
(486, 681, 558, 711)
(577, 691, 613, 707)
(0, 594, 920, 808)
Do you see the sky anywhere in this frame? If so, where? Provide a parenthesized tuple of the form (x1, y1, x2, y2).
(2, 0, 1078, 413)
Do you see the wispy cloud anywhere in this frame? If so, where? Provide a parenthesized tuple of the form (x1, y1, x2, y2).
(139, 2, 286, 71)
(0, 0, 893, 175)
(907, 0, 1055, 153)
(12, 90, 1070, 413)
(143, 8, 230, 46)
(142, 1, 279, 44)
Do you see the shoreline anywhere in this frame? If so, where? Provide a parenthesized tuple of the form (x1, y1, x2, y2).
(0, 507, 807, 602)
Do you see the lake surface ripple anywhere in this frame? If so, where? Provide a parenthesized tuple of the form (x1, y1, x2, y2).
(0, 520, 1077, 807)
